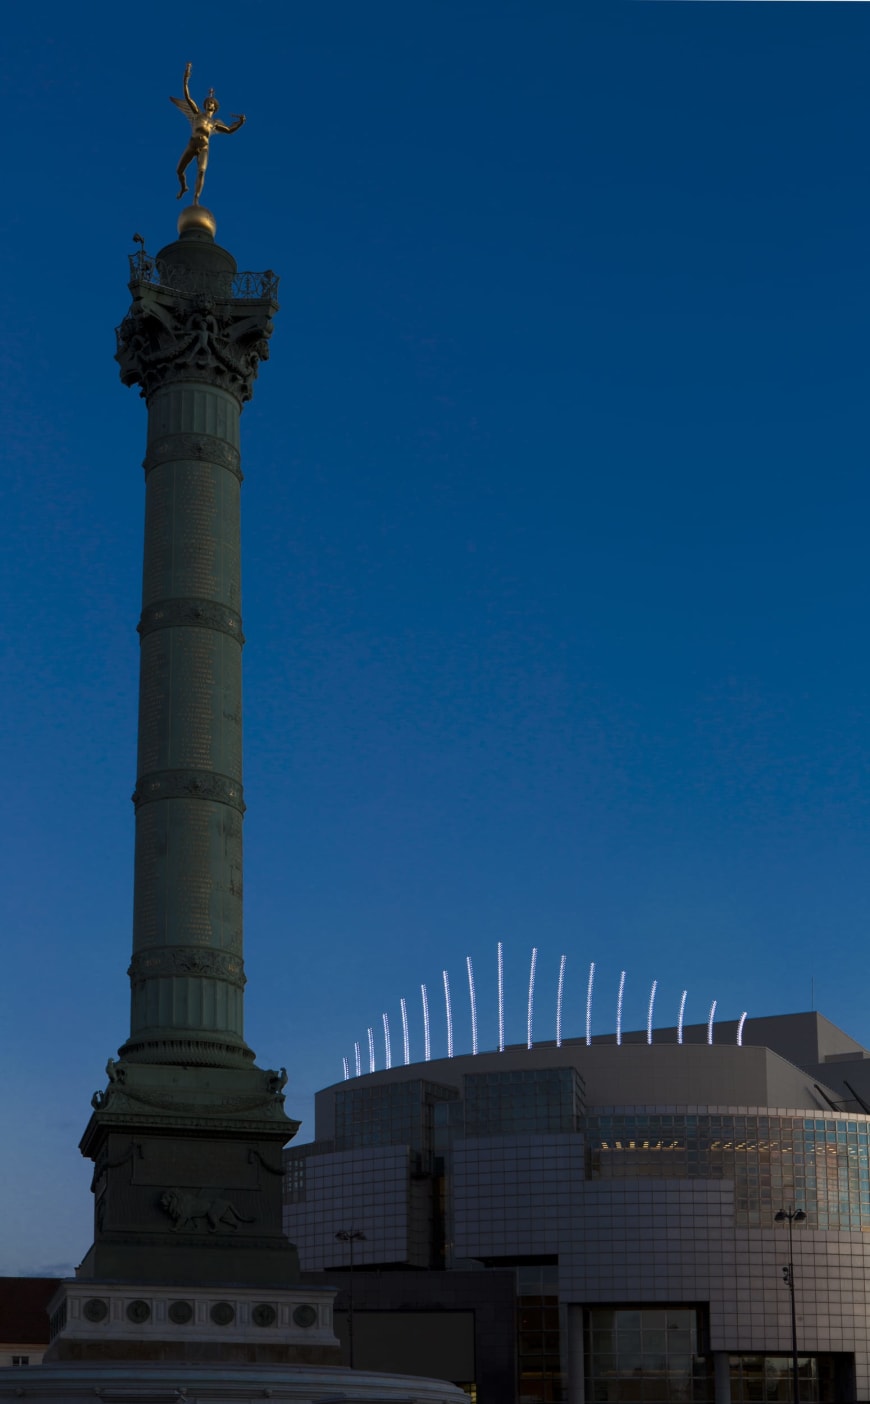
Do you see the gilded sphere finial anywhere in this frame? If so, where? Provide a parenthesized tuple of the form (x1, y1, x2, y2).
(178, 205, 217, 240)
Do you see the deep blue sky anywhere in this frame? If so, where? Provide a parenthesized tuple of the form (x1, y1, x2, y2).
(2, 1, 870, 1274)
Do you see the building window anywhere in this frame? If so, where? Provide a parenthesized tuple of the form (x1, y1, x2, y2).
(586, 1306, 712, 1403)
(285, 1155, 306, 1203)
(11, 1357, 30, 1367)
(729, 1354, 832, 1403)
(518, 1265, 564, 1402)
(465, 1067, 584, 1137)
(586, 1112, 870, 1231)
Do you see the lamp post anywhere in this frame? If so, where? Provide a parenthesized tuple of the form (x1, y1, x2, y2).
(775, 1205, 806, 1403)
(335, 1228, 366, 1367)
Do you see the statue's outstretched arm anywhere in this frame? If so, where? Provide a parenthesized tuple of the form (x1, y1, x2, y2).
(215, 115, 246, 135)
(182, 61, 198, 114)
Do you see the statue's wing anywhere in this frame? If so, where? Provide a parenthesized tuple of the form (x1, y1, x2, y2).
(170, 94, 196, 119)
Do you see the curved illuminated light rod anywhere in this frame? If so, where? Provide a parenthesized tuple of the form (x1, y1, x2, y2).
(421, 984, 431, 1062)
(400, 997, 410, 1065)
(616, 970, 626, 1047)
(677, 990, 687, 1045)
(443, 970, 454, 1058)
(647, 979, 657, 1046)
(556, 954, 567, 1048)
(342, 948, 741, 1075)
(586, 961, 595, 1047)
(497, 941, 505, 1053)
(467, 956, 479, 1056)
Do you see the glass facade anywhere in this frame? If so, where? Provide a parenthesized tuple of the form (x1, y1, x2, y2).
(334, 1080, 459, 1161)
(586, 1113, 870, 1229)
(285, 1154, 305, 1204)
(585, 1307, 712, 1403)
(517, 1265, 564, 1403)
(728, 1354, 827, 1402)
(465, 1068, 585, 1138)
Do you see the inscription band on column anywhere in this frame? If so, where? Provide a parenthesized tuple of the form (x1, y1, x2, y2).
(138, 598, 244, 644)
(132, 770, 245, 813)
(143, 432, 242, 481)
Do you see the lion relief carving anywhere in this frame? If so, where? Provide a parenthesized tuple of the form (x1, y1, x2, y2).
(159, 1188, 254, 1234)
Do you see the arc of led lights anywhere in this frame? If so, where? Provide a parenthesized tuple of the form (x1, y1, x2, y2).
(677, 990, 687, 1045)
(527, 946, 538, 1050)
(400, 997, 410, 1065)
(647, 979, 657, 1045)
(354, 1041, 361, 1078)
(616, 970, 626, 1046)
(443, 969, 454, 1058)
(382, 1012, 392, 1069)
(586, 961, 595, 1046)
(342, 1056, 350, 1081)
(497, 941, 505, 1053)
(466, 956, 479, 1056)
(707, 999, 717, 1045)
(367, 1026, 375, 1073)
(421, 984, 431, 1061)
(737, 1011, 747, 1046)
(556, 954, 567, 1048)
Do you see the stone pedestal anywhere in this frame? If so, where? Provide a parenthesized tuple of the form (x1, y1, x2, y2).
(43, 1281, 340, 1366)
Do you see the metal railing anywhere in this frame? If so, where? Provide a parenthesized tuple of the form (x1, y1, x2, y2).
(127, 249, 279, 303)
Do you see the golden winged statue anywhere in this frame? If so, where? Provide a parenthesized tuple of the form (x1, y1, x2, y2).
(171, 62, 246, 206)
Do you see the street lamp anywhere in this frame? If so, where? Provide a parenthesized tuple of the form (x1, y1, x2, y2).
(774, 1205, 807, 1403)
(335, 1228, 366, 1367)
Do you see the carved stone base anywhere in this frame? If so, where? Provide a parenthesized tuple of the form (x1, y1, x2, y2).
(78, 1064, 299, 1288)
(43, 1281, 340, 1366)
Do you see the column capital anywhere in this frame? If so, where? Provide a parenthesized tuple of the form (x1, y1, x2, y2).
(115, 240, 278, 406)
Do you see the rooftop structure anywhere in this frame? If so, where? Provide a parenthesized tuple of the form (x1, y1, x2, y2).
(286, 1011, 870, 1403)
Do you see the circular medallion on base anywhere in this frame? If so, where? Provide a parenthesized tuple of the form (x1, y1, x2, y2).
(177, 205, 217, 239)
